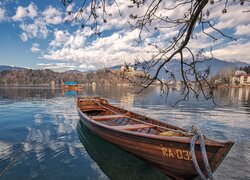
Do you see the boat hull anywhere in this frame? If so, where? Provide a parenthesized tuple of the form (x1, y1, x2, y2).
(63, 86, 81, 90)
(77, 108, 233, 180)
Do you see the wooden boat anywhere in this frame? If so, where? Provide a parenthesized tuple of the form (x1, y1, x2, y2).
(63, 86, 81, 91)
(62, 81, 81, 91)
(77, 97, 234, 180)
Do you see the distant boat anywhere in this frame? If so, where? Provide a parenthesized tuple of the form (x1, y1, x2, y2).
(62, 81, 81, 90)
(77, 97, 234, 180)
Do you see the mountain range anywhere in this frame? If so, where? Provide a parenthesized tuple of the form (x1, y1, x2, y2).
(110, 58, 249, 80)
(0, 58, 249, 80)
(151, 58, 249, 80)
(0, 65, 27, 71)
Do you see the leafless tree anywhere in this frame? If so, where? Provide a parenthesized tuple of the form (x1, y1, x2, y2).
(61, 0, 249, 103)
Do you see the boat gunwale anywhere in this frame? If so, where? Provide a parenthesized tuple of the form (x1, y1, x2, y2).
(77, 107, 227, 147)
(77, 97, 234, 179)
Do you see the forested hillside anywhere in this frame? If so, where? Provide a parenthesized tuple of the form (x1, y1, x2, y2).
(0, 69, 122, 86)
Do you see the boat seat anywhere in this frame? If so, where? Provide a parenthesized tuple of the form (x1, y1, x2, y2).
(114, 124, 155, 130)
(81, 106, 106, 112)
(91, 114, 129, 121)
(159, 131, 183, 137)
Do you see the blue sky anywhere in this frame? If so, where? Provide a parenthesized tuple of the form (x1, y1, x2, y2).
(0, 0, 250, 72)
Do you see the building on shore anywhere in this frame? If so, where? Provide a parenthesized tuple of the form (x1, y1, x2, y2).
(231, 70, 250, 86)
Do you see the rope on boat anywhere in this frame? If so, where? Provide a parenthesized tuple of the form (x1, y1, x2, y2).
(190, 127, 214, 180)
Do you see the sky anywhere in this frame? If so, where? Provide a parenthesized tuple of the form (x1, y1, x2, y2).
(0, 0, 250, 72)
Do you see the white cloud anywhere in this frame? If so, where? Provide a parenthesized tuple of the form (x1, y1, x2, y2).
(20, 32, 28, 41)
(18, 19, 49, 41)
(49, 30, 68, 47)
(235, 24, 250, 36)
(34, 18, 49, 38)
(31, 43, 40, 52)
(43, 28, 155, 71)
(20, 23, 38, 38)
(10, 0, 250, 70)
(27, 2, 37, 19)
(201, 3, 250, 35)
(66, 2, 74, 13)
(43, 6, 63, 25)
(45, 0, 250, 70)
(12, 6, 26, 21)
(37, 63, 79, 72)
(12, 2, 63, 41)
(49, 29, 91, 49)
(12, 2, 37, 21)
(212, 41, 250, 63)
(79, 64, 95, 69)
(0, 7, 6, 22)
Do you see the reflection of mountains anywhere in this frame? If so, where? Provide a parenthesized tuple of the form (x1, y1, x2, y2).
(0, 88, 61, 101)
(76, 121, 168, 180)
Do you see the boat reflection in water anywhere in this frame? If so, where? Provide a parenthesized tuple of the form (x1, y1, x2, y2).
(62, 90, 78, 96)
(76, 121, 169, 180)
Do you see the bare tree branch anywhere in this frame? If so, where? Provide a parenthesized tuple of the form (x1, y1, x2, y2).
(61, 0, 249, 104)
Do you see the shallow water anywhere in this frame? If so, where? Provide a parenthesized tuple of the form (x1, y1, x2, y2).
(0, 86, 249, 179)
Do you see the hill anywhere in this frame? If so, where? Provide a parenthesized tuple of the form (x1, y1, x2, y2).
(108, 58, 249, 80)
(0, 65, 27, 71)
(154, 58, 249, 80)
(64, 70, 84, 74)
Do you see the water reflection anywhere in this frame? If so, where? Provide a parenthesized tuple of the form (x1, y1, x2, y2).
(0, 86, 249, 179)
(214, 88, 250, 106)
(0, 141, 13, 160)
(0, 96, 106, 179)
(77, 121, 168, 180)
(0, 87, 61, 102)
(62, 90, 78, 96)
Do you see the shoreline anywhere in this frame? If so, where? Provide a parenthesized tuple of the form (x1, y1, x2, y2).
(217, 85, 250, 88)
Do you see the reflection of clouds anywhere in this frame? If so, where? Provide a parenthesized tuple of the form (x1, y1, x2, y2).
(120, 92, 135, 107)
(244, 144, 250, 163)
(0, 141, 13, 160)
(2, 87, 248, 179)
(21, 96, 107, 178)
(34, 114, 42, 124)
(44, 98, 79, 132)
(24, 128, 52, 162)
(68, 144, 77, 158)
(58, 123, 68, 134)
(23, 141, 32, 152)
(22, 97, 82, 163)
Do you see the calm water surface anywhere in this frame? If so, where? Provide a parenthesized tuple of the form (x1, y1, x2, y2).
(0, 86, 249, 180)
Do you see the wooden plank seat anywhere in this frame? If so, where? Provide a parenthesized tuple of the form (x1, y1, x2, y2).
(91, 114, 129, 121)
(81, 105, 102, 109)
(113, 124, 155, 130)
(81, 106, 106, 112)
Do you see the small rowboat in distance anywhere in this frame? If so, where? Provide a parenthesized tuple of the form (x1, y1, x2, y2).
(62, 81, 81, 91)
(77, 97, 234, 180)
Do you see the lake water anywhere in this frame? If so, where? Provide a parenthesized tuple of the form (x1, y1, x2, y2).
(0, 86, 249, 180)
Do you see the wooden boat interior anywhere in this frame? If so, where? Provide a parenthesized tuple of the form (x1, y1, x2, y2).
(78, 97, 190, 137)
